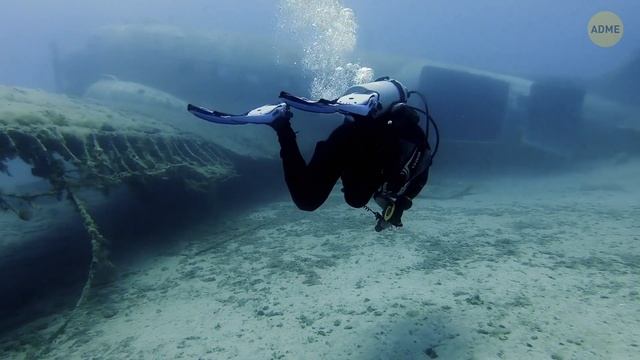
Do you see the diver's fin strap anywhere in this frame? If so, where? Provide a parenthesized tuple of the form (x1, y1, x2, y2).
(279, 91, 379, 117)
(187, 103, 288, 125)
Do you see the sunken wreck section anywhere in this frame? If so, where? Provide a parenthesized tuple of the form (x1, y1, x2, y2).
(53, 24, 307, 109)
(0, 85, 236, 327)
(0, 85, 235, 191)
(0, 85, 288, 349)
(419, 65, 510, 142)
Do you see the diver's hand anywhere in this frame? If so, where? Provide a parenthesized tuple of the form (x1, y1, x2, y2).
(375, 218, 391, 232)
(375, 196, 412, 231)
(374, 211, 400, 232)
(383, 202, 404, 227)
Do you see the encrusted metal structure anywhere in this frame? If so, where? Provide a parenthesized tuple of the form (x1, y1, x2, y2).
(0, 85, 237, 347)
(0, 86, 234, 190)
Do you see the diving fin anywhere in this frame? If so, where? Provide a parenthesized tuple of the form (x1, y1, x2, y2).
(187, 103, 289, 125)
(187, 88, 379, 125)
(187, 78, 407, 124)
(279, 91, 378, 117)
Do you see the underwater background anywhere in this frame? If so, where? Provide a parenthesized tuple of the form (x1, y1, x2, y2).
(1, 1, 639, 359)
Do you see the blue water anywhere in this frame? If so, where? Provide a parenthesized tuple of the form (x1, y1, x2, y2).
(0, 1, 639, 359)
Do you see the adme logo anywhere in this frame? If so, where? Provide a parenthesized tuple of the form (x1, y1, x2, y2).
(588, 11, 623, 47)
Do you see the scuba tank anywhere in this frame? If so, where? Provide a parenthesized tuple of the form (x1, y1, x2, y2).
(342, 77, 409, 118)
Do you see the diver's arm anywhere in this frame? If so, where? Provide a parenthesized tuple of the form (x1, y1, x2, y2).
(392, 112, 430, 202)
(375, 149, 430, 230)
(394, 151, 431, 213)
(402, 165, 430, 200)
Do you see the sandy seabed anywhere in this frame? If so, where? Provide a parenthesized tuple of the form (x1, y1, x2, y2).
(2, 161, 639, 360)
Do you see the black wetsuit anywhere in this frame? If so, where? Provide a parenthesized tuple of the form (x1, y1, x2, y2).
(274, 108, 431, 213)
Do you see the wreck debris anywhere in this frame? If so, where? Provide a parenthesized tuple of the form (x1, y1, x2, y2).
(55, 24, 305, 107)
(81, 78, 279, 158)
(0, 85, 235, 189)
(0, 85, 237, 347)
(418, 65, 510, 142)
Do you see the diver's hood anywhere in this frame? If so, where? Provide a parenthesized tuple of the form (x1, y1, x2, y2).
(279, 77, 408, 118)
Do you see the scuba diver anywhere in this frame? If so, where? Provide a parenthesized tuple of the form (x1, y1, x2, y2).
(187, 77, 439, 231)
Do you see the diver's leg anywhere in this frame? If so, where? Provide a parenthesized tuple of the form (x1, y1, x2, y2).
(275, 125, 343, 211)
(340, 142, 384, 208)
(341, 166, 381, 208)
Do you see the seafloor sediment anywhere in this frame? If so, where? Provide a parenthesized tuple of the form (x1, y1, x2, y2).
(1, 160, 638, 359)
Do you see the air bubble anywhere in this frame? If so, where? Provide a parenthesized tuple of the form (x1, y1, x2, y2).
(277, 0, 374, 98)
